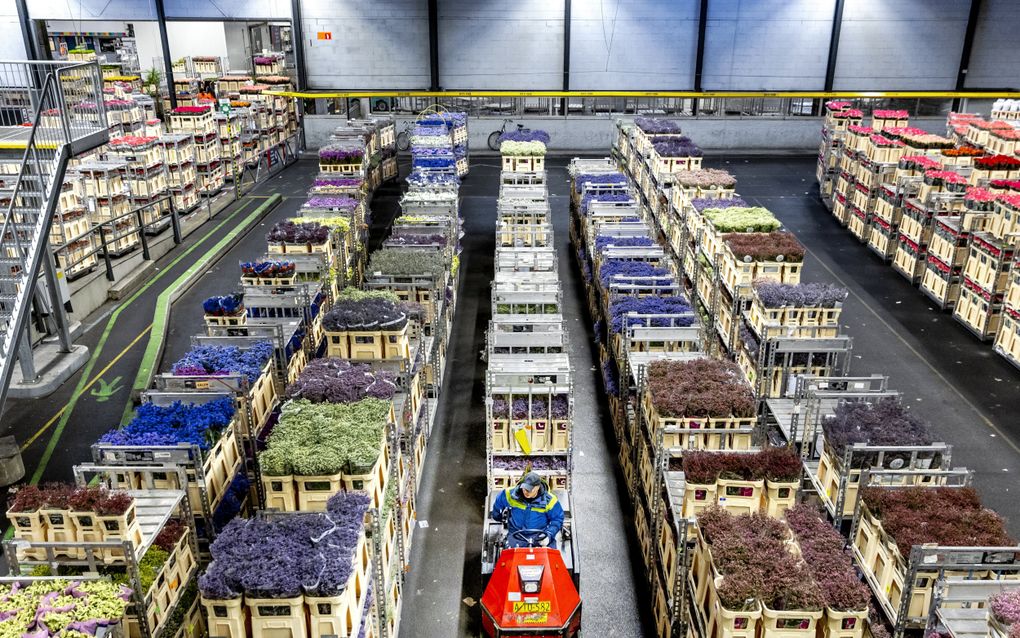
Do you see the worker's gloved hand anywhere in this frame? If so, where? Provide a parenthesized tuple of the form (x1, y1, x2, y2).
(539, 535, 551, 547)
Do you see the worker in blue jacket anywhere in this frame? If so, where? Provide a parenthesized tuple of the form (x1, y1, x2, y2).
(490, 471, 564, 549)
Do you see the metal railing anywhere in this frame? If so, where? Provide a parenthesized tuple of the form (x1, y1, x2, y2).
(351, 96, 954, 119)
(0, 59, 108, 408)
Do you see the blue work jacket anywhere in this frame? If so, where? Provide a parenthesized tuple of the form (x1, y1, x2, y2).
(491, 485, 564, 547)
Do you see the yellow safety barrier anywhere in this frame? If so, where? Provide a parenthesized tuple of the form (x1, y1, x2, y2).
(265, 90, 1020, 99)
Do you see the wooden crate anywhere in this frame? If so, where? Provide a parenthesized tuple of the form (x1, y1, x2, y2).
(920, 256, 963, 308)
(747, 292, 842, 339)
(892, 234, 927, 283)
(994, 308, 1020, 367)
(641, 391, 756, 452)
(323, 325, 411, 361)
(848, 205, 870, 242)
(963, 235, 1016, 293)
(867, 218, 898, 260)
(490, 418, 570, 454)
(899, 201, 934, 245)
(954, 278, 1005, 341)
(170, 109, 215, 136)
(832, 193, 850, 225)
(501, 155, 545, 172)
(719, 243, 802, 295)
(928, 217, 972, 268)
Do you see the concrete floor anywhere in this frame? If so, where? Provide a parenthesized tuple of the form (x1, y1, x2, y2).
(2, 154, 1019, 635)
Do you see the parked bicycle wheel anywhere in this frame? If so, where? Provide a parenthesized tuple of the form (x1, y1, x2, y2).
(487, 130, 503, 151)
(397, 131, 411, 151)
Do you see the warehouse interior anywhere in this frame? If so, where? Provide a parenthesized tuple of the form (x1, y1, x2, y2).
(0, 2, 1019, 638)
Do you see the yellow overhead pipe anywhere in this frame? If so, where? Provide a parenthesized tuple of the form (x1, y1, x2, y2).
(265, 89, 1020, 99)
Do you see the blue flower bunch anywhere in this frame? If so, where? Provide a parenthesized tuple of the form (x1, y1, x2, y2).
(575, 172, 627, 193)
(594, 235, 655, 252)
(199, 492, 370, 599)
(171, 341, 274, 382)
(413, 123, 448, 137)
(101, 396, 235, 450)
(598, 260, 669, 287)
(580, 192, 634, 215)
(690, 196, 749, 212)
(609, 295, 694, 333)
(498, 129, 551, 144)
(202, 294, 243, 316)
(453, 144, 468, 159)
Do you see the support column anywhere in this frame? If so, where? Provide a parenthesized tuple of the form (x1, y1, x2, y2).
(954, 0, 983, 110)
(154, 0, 177, 110)
(824, 0, 846, 91)
(290, 0, 307, 91)
(562, 0, 570, 116)
(428, 0, 439, 90)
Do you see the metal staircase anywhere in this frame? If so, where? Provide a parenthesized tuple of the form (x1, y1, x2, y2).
(0, 61, 109, 410)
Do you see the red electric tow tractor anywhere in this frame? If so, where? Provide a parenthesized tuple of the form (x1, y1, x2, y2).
(480, 488, 581, 637)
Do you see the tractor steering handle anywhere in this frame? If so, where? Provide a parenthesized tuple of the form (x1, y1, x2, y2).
(511, 529, 550, 546)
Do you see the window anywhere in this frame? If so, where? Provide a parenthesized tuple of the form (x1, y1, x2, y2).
(355, 336, 374, 344)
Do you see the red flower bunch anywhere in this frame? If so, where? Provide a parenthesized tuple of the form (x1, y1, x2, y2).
(873, 109, 909, 119)
(975, 154, 1020, 170)
(173, 105, 212, 114)
(826, 100, 852, 111)
(991, 128, 1020, 140)
(999, 193, 1020, 210)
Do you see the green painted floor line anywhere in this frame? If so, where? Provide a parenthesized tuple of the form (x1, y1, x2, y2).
(27, 196, 261, 486)
(123, 193, 284, 423)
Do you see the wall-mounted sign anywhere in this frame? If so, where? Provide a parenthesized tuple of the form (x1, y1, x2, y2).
(317, 32, 332, 40)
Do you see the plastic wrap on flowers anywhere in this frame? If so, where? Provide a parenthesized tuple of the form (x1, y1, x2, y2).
(101, 396, 235, 450)
(199, 491, 371, 600)
(499, 140, 547, 156)
(171, 341, 274, 382)
(304, 196, 360, 211)
(322, 296, 408, 331)
(266, 221, 330, 244)
(690, 196, 749, 212)
(0, 580, 132, 635)
(367, 248, 446, 277)
(406, 169, 460, 188)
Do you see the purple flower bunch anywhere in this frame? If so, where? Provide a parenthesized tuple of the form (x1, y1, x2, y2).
(690, 196, 749, 212)
(581, 192, 634, 215)
(286, 358, 397, 403)
(322, 297, 408, 331)
(822, 397, 934, 458)
(754, 280, 847, 308)
(740, 323, 760, 358)
(314, 176, 362, 187)
(199, 492, 370, 600)
(305, 196, 359, 211)
(319, 145, 364, 164)
(653, 138, 703, 158)
(634, 117, 683, 134)
(594, 235, 654, 252)
(599, 260, 669, 287)
(266, 221, 330, 244)
(491, 395, 568, 419)
(602, 360, 619, 396)
(101, 396, 235, 450)
(413, 123, 448, 137)
(171, 341, 274, 382)
(609, 295, 693, 333)
(499, 129, 551, 144)
(575, 172, 628, 193)
(253, 56, 277, 65)
(492, 456, 568, 471)
(203, 293, 243, 316)
(648, 358, 755, 418)
(990, 590, 1020, 627)
(786, 505, 871, 611)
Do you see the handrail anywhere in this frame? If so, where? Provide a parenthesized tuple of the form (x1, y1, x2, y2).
(53, 195, 175, 251)
(269, 89, 1020, 99)
(0, 71, 57, 264)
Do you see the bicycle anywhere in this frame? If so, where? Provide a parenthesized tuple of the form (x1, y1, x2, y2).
(487, 119, 532, 151)
(395, 121, 413, 152)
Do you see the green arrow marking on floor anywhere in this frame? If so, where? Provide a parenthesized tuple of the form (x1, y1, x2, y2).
(89, 376, 123, 403)
(26, 195, 268, 487)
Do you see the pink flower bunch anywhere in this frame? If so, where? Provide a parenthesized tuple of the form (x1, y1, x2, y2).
(998, 193, 1020, 210)
(869, 134, 905, 147)
(826, 100, 852, 111)
(847, 125, 874, 135)
(990, 590, 1020, 627)
(873, 109, 909, 119)
(965, 187, 997, 203)
(110, 135, 158, 148)
(924, 169, 968, 184)
(833, 109, 864, 118)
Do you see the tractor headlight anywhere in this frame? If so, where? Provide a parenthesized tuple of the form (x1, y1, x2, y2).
(518, 565, 544, 594)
